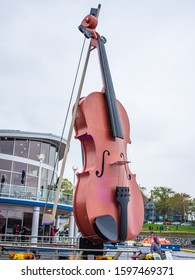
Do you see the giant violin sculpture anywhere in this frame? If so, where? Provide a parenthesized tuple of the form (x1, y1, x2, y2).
(73, 6, 144, 244)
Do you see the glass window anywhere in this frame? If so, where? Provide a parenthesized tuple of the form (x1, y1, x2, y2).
(40, 179, 48, 189)
(12, 161, 27, 173)
(7, 210, 23, 234)
(47, 170, 56, 186)
(27, 164, 39, 176)
(41, 142, 49, 164)
(29, 141, 41, 161)
(7, 218, 22, 234)
(7, 210, 23, 219)
(41, 168, 48, 180)
(0, 171, 11, 184)
(11, 173, 24, 186)
(0, 209, 6, 234)
(26, 175, 38, 188)
(49, 145, 56, 166)
(23, 213, 33, 234)
(0, 138, 14, 155)
(0, 159, 12, 171)
(14, 139, 29, 158)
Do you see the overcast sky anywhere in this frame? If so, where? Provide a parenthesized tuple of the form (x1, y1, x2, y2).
(0, 0, 195, 198)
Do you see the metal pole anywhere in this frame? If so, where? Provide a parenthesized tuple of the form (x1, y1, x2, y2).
(42, 43, 92, 225)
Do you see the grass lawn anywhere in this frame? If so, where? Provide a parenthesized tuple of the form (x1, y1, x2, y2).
(142, 223, 195, 233)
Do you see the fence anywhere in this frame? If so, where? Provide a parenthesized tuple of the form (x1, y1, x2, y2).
(0, 234, 141, 260)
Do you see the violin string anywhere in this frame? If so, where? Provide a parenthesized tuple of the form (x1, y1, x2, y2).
(119, 139, 129, 193)
(98, 38, 127, 188)
(43, 37, 87, 215)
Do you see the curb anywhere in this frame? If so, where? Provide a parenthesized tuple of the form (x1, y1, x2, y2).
(180, 248, 195, 253)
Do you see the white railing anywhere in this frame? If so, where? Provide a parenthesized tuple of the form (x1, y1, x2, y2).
(0, 233, 76, 245)
(0, 183, 72, 205)
(0, 234, 141, 260)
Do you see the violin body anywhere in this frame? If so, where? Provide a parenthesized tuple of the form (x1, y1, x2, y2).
(73, 91, 144, 243)
(73, 7, 144, 244)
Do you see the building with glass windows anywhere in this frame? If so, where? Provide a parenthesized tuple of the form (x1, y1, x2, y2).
(0, 129, 73, 240)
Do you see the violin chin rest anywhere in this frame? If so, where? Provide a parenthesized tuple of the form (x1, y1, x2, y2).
(93, 214, 118, 241)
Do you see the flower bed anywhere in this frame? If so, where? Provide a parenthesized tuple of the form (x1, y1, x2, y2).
(8, 252, 35, 260)
(96, 256, 113, 260)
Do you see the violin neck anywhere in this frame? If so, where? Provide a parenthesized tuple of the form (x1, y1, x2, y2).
(97, 37, 124, 139)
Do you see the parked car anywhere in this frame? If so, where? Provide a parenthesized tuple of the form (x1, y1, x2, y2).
(181, 222, 192, 226)
(163, 221, 172, 225)
(172, 222, 181, 225)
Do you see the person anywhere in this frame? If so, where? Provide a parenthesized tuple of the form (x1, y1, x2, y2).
(50, 226, 55, 243)
(0, 175, 5, 195)
(20, 226, 27, 242)
(0, 214, 6, 241)
(54, 226, 58, 234)
(150, 236, 165, 259)
(41, 185, 44, 197)
(13, 224, 21, 242)
(14, 224, 20, 235)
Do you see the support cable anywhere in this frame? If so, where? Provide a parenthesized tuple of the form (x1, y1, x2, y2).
(43, 37, 86, 217)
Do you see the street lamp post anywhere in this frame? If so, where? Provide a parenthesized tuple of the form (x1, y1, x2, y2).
(69, 165, 78, 243)
(72, 165, 78, 192)
(37, 153, 45, 200)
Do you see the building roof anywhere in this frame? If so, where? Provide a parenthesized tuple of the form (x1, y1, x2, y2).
(0, 129, 66, 160)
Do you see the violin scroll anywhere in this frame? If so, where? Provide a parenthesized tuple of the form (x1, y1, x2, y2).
(79, 5, 101, 39)
(80, 4, 101, 29)
(80, 15, 98, 30)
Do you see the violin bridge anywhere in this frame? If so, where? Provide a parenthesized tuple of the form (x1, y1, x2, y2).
(110, 160, 130, 166)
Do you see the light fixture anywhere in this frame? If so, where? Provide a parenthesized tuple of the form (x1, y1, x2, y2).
(72, 165, 78, 171)
(37, 153, 45, 162)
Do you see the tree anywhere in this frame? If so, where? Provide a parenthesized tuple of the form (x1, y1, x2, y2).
(60, 178, 73, 194)
(151, 186, 175, 220)
(169, 193, 191, 221)
(139, 185, 147, 195)
(189, 198, 195, 213)
(170, 193, 190, 221)
(138, 185, 148, 205)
